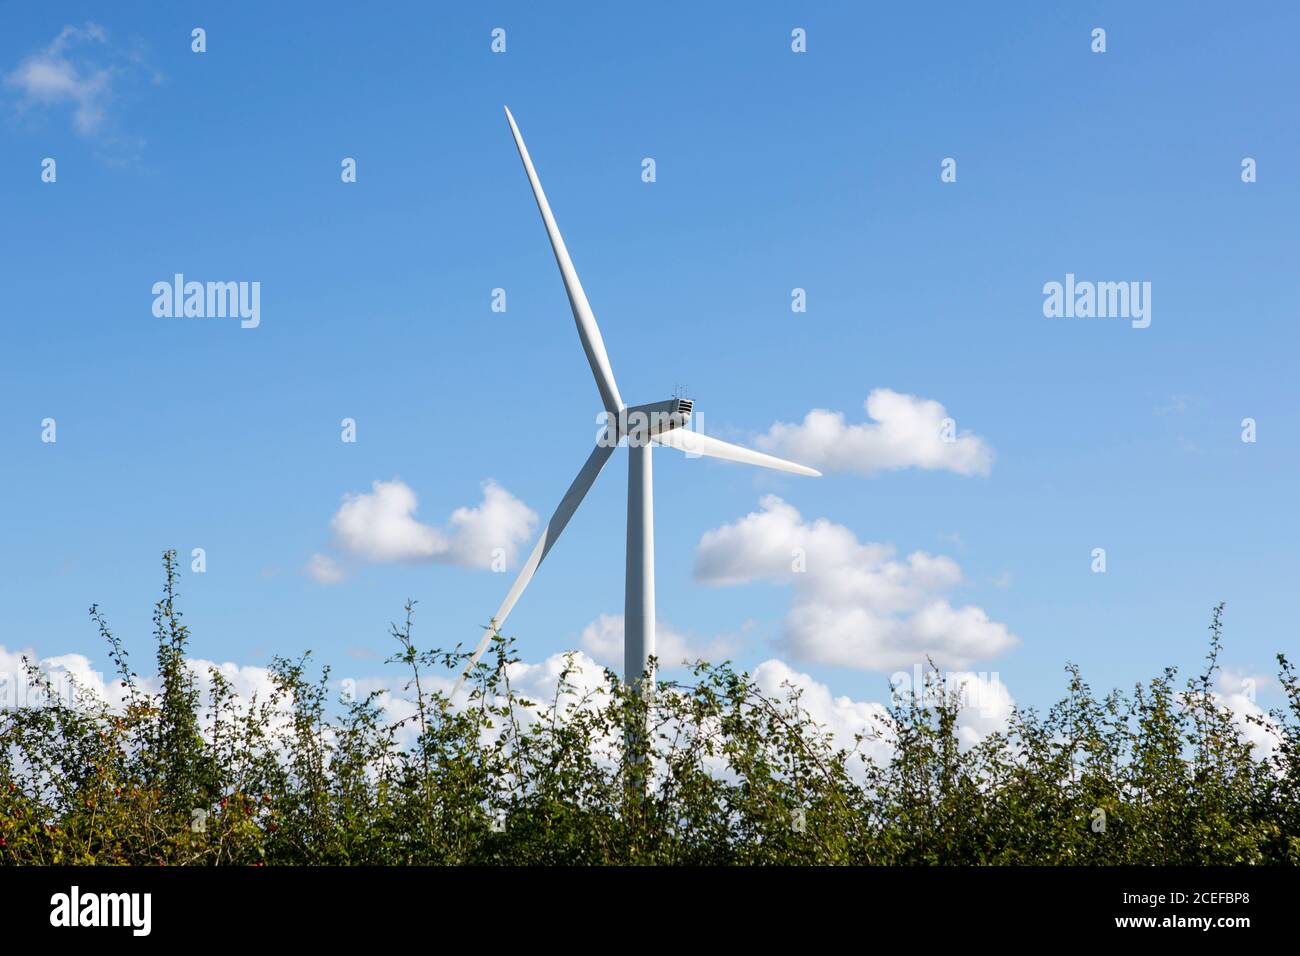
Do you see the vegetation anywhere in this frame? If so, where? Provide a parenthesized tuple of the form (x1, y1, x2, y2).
(1, 551, 1296, 865)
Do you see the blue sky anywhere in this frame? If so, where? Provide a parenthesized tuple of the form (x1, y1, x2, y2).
(2, 2, 1297, 718)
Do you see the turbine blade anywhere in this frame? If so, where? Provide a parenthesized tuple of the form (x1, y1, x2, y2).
(655, 428, 822, 477)
(504, 106, 624, 414)
(453, 440, 617, 694)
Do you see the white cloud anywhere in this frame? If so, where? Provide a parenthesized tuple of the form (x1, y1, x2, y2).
(330, 479, 536, 569)
(757, 388, 993, 477)
(441, 481, 538, 569)
(397, 651, 961, 778)
(753, 659, 895, 765)
(365, 650, 616, 752)
(752, 661, 1013, 770)
(502, 651, 613, 711)
(305, 552, 346, 585)
(9, 640, 1286, 787)
(1213, 669, 1279, 757)
(579, 613, 741, 671)
(694, 496, 1017, 671)
(0, 641, 281, 731)
(0, 644, 105, 710)
(6, 23, 114, 135)
(935, 670, 1016, 747)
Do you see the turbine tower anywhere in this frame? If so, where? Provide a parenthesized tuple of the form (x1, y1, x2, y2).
(454, 108, 820, 694)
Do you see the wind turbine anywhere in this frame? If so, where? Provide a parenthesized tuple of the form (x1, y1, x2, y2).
(454, 107, 820, 695)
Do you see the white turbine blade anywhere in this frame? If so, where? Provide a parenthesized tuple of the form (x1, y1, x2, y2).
(504, 106, 624, 415)
(655, 428, 822, 477)
(452, 441, 616, 694)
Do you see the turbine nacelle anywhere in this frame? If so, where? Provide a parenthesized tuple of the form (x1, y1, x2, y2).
(608, 398, 693, 447)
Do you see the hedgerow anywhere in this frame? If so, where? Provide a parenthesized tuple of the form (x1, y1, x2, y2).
(1, 551, 1296, 865)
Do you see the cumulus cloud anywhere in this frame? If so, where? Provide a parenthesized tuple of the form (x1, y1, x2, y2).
(0, 642, 280, 725)
(738, 661, 1015, 772)
(0, 643, 105, 710)
(694, 496, 1017, 671)
(579, 613, 741, 671)
(353, 649, 616, 752)
(4, 640, 1282, 788)
(3, 637, 991, 777)
(753, 659, 895, 765)
(500, 651, 613, 712)
(757, 388, 993, 477)
(305, 552, 346, 585)
(886, 667, 1017, 748)
(6, 23, 115, 135)
(1213, 670, 1279, 757)
(358, 651, 1007, 779)
(329, 479, 536, 570)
